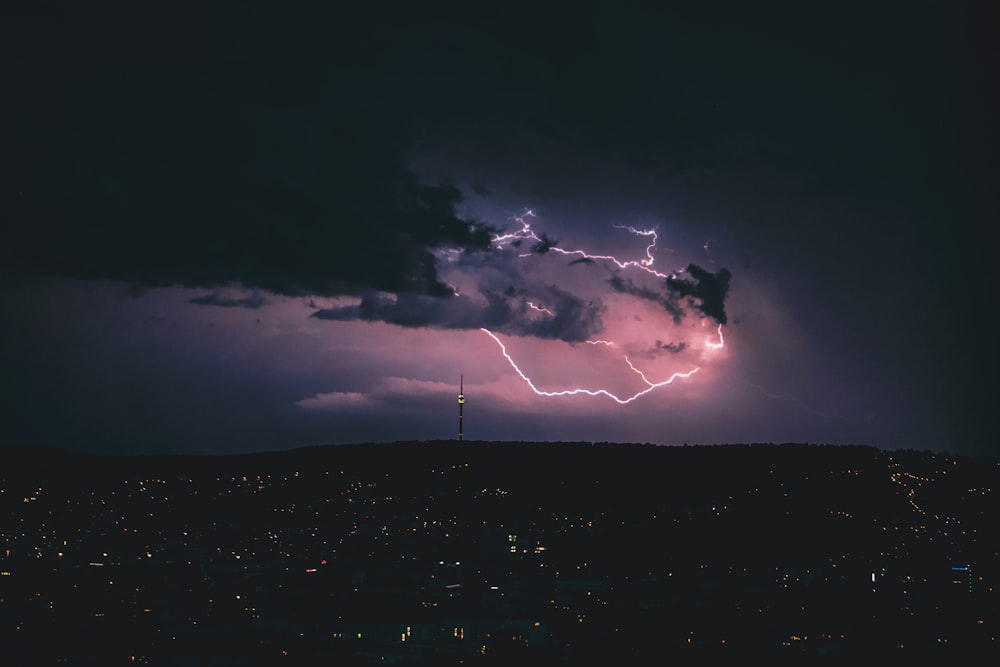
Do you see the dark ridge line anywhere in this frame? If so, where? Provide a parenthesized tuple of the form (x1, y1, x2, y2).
(2, 440, 995, 464)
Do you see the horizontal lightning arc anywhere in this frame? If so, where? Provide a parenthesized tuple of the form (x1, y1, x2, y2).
(526, 301, 554, 316)
(492, 211, 683, 279)
(481, 328, 699, 404)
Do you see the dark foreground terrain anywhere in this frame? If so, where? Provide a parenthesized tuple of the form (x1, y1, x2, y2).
(2, 441, 998, 664)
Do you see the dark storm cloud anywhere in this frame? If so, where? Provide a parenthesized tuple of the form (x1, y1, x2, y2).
(190, 293, 267, 309)
(530, 234, 559, 255)
(667, 265, 732, 325)
(2, 4, 498, 300)
(4, 119, 496, 298)
(608, 264, 732, 326)
(8, 2, 916, 308)
(607, 274, 685, 324)
(0, 3, 912, 310)
(655, 340, 687, 355)
(629, 340, 689, 360)
(312, 286, 604, 343)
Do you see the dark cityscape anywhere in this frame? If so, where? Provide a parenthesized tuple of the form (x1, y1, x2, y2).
(2, 441, 997, 663)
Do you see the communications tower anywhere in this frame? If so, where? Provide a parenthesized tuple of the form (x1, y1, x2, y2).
(458, 375, 464, 441)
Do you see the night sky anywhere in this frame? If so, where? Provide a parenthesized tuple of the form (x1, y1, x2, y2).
(2, 2, 995, 457)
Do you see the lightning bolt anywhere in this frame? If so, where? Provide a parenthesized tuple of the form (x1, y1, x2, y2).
(495, 213, 726, 354)
(482, 210, 726, 404)
(705, 323, 725, 350)
(474, 210, 865, 427)
(493, 210, 686, 279)
(482, 328, 700, 404)
(526, 301, 554, 316)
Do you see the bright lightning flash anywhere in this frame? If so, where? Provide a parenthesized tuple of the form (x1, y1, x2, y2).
(481, 210, 727, 404)
(705, 323, 725, 350)
(493, 210, 685, 279)
(482, 328, 699, 404)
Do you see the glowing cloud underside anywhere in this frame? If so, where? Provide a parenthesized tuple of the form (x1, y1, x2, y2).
(481, 328, 699, 404)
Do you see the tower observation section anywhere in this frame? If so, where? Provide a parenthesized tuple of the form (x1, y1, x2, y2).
(458, 375, 464, 441)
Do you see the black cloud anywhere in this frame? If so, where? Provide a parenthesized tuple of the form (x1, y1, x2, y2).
(312, 286, 604, 343)
(608, 264, 732, 326)
(630, 340, 688, 360)
(607, 273, 685, 324)
(190, 293, 267, 309)
(2, 6, 497, 300)
(530, 233, 558, 255)
(666, 265, 732, 325)
(655, 340, 687, 354)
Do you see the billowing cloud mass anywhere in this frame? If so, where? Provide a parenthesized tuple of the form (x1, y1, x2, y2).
(655, 341, 688, 355)
(606, 263, 732, 326)
(608, 273, 686, 324)
(667, 265, 733, 325)
(190, 293, 267, 309)
(312, 285, 606, 343)
(3, 5, 499, 301)
(5, 162, 496, 299)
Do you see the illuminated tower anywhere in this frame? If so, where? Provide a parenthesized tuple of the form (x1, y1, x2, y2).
(458, 375, 465, 441)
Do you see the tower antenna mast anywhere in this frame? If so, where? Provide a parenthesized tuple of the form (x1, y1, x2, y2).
(458, 375, 464, 441)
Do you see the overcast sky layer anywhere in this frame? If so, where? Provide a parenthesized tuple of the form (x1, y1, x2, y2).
(2, 2, 996, 457)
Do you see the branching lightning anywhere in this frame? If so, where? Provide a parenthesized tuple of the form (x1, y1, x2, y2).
(494, 210, 686, 279)
(482, 328, 699, 404)
(479, 211, 850, 424)
(482, 210, 726, 404)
